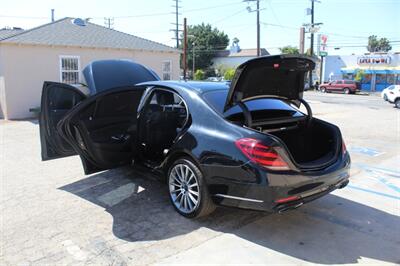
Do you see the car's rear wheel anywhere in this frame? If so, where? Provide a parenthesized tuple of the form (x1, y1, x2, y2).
(395, 99, 400, 109)
(343, 88, 350, 94)
(321, 87, 326, 93)
(168, 158, 216, 218)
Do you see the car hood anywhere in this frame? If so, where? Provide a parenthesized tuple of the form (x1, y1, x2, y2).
(83, 59, 160, 95)
(224, 55, 315, 111)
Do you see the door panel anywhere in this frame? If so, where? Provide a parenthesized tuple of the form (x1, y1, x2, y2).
(60, 87, 144, 174)
(39, 82, 86, 161)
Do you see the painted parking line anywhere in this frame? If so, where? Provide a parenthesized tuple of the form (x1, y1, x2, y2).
(347, 185, 400, 200)
(353, 163, 400, 194)
(348, 146, 385, 157)
(353, 163, 400, 178)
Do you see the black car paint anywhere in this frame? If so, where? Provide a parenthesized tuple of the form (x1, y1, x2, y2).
(41, 59, 350, 213)
(137, 81, 350, 212)
(224, 55, 315, 111)
(82, 59, 160, 95)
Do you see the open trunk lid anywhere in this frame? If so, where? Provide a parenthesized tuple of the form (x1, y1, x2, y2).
(224, 55, 315, 111)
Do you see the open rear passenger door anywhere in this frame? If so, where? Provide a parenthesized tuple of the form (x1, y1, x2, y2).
(39, 82, 86, 160)
(58, 87, 145, 175)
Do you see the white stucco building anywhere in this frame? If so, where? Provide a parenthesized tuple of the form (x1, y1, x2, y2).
(0, 18, 180, 119)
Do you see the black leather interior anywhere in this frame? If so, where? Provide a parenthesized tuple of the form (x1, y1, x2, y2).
(139, 90, 186, 160)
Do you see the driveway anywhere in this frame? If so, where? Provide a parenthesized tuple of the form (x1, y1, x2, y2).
(1, 92, 399, 265)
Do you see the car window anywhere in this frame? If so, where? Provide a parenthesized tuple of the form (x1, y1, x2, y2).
(344, 81, 354, 84)
(49, 87, 82, 110)
(335, 81, 342, 84)
(94, 90, 144, 118)
(202, 90, 303, 119)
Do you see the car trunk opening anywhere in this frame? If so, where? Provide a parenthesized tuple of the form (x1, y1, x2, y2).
(268, 119, 340, 168)
(203, 90, 340, 169)
(226, 110, 340, 169)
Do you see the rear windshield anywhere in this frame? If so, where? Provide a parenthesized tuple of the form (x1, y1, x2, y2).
(202, 90, 303, 120)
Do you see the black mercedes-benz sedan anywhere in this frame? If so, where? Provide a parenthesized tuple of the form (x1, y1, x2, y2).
(39, 55, 350, 218)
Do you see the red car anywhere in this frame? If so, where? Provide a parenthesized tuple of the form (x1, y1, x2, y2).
(319, 80, 360, 94)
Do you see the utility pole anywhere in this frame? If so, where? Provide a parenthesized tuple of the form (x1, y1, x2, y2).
(104, 17, 114, 29)
(51, 9, 55, 22)
(309, 0, 315, 88)
(299, 27, 305, 54)
(171, 0, 182, 48)
(183, 18, 187, 80)
(244, 0, 261, 57)
(256, 0, 260, 56)
(192, 42, 195, 77)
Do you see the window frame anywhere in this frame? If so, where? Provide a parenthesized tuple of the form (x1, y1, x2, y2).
(59, 55, 81, 85)
(142, 87, 189, 128)
(162, 60, 172, 80)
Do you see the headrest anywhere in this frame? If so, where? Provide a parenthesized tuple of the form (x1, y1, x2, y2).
(156, 91, 175, 105)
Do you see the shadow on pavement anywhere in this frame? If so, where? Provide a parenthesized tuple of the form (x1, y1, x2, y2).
(59, 166, 400, 264)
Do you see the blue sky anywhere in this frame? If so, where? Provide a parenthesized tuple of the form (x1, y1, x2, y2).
(1, 0, 399, 55)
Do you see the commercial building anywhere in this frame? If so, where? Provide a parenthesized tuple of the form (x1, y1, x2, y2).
(321, 53, 400, 91)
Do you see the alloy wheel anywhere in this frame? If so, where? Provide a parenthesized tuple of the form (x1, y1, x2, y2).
(169, 164, 200, 214)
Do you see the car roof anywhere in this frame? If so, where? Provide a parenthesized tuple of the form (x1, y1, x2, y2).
(138, 80, 230, 94)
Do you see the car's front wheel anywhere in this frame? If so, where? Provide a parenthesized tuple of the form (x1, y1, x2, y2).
(343, 88, 350, 94)
(321, 87, 326, 93)
(383, 94, 388, 101)
(168, 158, 216, 218)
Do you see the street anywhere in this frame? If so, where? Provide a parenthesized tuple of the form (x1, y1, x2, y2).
(1, 92, 399, 265)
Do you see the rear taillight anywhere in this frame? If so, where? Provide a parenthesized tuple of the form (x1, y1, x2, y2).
(342, 140, 347, 156)
(235, 138, 290, 171)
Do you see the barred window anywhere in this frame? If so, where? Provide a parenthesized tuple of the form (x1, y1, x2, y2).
(162, 60, 172, 80)
(60, 56, 80, 84)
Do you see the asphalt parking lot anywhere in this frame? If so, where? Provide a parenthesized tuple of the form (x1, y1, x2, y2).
(1, 91, 399, 265)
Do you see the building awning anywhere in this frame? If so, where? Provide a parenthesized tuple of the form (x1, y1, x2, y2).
(341, 66, 400, 74)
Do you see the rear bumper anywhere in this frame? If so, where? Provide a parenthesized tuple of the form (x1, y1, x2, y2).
(206, 154, 351, 212)
(273, 179, 349, 213)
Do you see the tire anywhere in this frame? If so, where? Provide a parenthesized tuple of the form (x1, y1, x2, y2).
(167, 158, 216, 218)
(395, 99, 400, 109)
(383, 94, 388, 101)
(321, 87, 326, 93)
(343, 88, 350, 94)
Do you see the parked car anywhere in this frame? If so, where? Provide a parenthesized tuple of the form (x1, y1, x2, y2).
(381, 85, 399, 101)
(386, 85, 400, 108)
(206, 76, 221, 82)
(39, 56, 350, 218)
(319, 80, 360, 94)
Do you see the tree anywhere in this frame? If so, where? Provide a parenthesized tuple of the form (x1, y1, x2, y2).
(181, 23, 229, 71)
(367, 35, 392, 52)
(194, 69, 205, 80)
(224, 68, 236, 81)
(279, 45, 299, 54)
